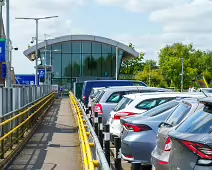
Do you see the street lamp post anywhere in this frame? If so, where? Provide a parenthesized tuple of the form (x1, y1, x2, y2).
(181, 58, 184, 92)
(15, 16, 58, 86)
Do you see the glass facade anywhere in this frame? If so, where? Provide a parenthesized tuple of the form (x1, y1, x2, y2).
(39, 41, 129, 90)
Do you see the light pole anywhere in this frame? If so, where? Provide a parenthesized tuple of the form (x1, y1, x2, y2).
(15, 16, 58, 86)
(181, 58, 184, 92)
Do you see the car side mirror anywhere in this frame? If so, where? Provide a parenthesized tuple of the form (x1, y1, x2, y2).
(209, 126, 212, 134)
(158, 122, 164, 128)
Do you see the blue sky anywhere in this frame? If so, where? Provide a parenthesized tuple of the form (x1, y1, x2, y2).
(6, 0, 212, 74)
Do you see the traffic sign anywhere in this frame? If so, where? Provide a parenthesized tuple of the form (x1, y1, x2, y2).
(0, 39, 6, 62)
(39, 69, 45, 78)
(2, 63, 6, 78)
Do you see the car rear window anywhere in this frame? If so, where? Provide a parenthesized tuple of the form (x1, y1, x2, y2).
(106, 92, 125, 103)
(114, 97, 133, 111)
(142, 100, 179, 117)
(166, 102, 191, 126)
(176, 108, 212, 134)
(135, 98, 171, 110)
(95, 90, 105, 103)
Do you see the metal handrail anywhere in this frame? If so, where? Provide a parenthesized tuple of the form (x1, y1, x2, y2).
(69, 92, 110, 170)
(0, 92, 55, 159)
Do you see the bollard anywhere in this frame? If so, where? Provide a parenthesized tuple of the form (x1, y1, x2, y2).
(114, 137, 122, 170)
(104, 124, 110, 165)
(94, 112, 99, 135)
(131, 162, 141, 170)
(86, 108, 92, 125)
(98, 116, 103, 148)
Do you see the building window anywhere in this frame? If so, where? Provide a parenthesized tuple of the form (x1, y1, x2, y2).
(82, 42, 91, 53)
(52, 53, 62, 78)
(62, 41, 71, 53)
(82, 53, 91, 76)
(72, 41, 81, 53)
(92, 42, 101, 53)
(72, 53, 80, 77)
(62, 53, 71, 78)
(52, 43, 61, 53)
(102, 43, 112, 54)
(91, 54, 102, 77)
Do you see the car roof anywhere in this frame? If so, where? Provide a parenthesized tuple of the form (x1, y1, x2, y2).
(123, 92, 204, 100)
(103, 86, 171, 91)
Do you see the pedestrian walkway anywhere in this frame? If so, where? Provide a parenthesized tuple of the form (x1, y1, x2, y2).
(6, 98, 82, 170)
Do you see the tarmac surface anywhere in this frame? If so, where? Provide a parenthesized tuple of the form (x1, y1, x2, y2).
(6, 98, 82, 170)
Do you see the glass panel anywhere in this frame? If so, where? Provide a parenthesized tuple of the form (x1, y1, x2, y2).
(72, 41, 81, 53)
(52, 78, 61, 86)
(62, 54, 71, 78)
(101, 53, 112, 77)
(102, 44, 112, 54)
(136, 98, 170, 110)
(166, 103, 191, 126)
(106, 92, 125, 103)
(72, 54, 80, 77)
(82, 53, 91, 76)
(176, 109, 212, 134)
(112, 46, 116, 55)
(112, 55, 116, 77)
(82, 42, 91, 53)
(92, 42, 101, 53)
(62, 79, 71, 91)
(62, 41, 71, 53)
(114, 97, 133, 111)
(52, 43, 61, 53)
(91, 54, 102, 77)
(52, 53, 61, 78)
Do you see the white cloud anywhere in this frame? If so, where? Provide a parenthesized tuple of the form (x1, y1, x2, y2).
(95, 0, 190, 12)
(150, 0, 212, 33)
(3, 0, 85, 74)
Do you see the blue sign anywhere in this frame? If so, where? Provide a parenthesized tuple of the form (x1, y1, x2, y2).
(2, 63, 6, 78)
(39, 69, 45, 78)
(0, 39, 6, 62)
(16, 74, 35, 85)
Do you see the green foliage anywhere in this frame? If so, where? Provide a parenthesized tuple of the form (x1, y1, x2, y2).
(159, 43, 212, 89)
(136, 69, 168, 88)
(120, 43, 145, 74)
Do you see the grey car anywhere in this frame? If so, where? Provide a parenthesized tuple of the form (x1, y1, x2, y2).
(168, 97, 212, 170)
(120, 99, 181, 164)
(92, 86, 172, 124)
(151, 98, 205, 170)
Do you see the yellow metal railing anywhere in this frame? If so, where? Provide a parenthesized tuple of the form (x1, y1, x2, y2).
(70, 92, 99, 170)
(0, 92, 55, 159)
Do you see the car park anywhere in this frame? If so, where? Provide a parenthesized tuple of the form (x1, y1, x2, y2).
(119, 100, 180, 163)
(109, 92, 204, 140)
(92, 87, 172, 124)
(151, 97, 205, 170)
(168, 97, 212, 170)
(81, 80, 147, 106)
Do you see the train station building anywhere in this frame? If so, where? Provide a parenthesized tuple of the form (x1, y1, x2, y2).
(24, 35, 139, 89)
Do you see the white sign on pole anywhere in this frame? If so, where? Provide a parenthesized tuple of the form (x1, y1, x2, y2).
(0, 0, 5, 6)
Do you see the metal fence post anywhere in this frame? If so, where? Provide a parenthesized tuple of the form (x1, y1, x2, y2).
(0, 87, 3, 117)
(104, 124, 110, 165)
(94, 112, 99, 135)
(98, 116, 103, 148)
(131, 162, 141, 170)
(114, 137, 122, 170)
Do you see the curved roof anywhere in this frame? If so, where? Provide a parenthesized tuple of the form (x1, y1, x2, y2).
(24, 34, 139, 60)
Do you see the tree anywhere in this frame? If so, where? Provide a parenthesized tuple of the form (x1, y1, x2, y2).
(120, 43, 145, 75)
(158, 43, 210, 89)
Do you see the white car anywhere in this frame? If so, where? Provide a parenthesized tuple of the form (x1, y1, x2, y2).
(108, 92, 205, 142)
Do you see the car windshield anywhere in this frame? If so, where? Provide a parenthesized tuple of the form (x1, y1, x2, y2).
(165, 102, 191, 126)
(114, 97, 133, 112)
(142, 100, 179, 117)
(176, 107, 212, 134)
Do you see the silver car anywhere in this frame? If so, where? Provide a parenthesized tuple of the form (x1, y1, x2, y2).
(120, 99, 181, 164)
(151, 98, 205, 170)
(92, 86, 172, 124)
(168, 97, 212, 170)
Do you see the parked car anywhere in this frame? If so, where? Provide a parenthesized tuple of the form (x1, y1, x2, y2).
(168, 97, 212, 170)
(151, 97, 205, 170)
(92, 87, 172, 124)
(120, 100, 181, 163)
(81, 80, 147, 106)
(199, 88, 212, 94)
(88, 87, 105, 108)
(109, 92, 204, 140)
